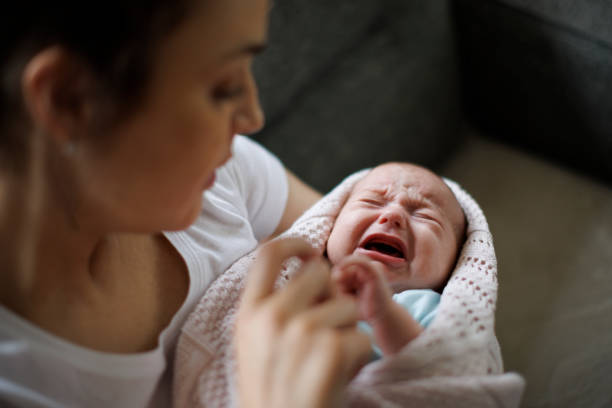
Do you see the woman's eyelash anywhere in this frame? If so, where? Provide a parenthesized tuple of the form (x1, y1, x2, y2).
(213, 85, 245, 101)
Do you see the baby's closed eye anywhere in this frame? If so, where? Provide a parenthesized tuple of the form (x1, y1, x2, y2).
(412, 210, 442, 226)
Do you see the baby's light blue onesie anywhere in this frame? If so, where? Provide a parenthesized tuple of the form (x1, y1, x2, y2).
(358, 289, 440, 359)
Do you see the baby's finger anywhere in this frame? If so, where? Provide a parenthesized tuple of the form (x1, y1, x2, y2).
(331, 264, 351, 285)
(242, 238, 316, 308)
(338, 255, 388, 283)
(335, 254, 378, 273)
(331, 265, 362, 296)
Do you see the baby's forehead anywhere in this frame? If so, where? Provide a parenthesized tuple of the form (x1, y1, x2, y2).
(355, 163, 466, 235)
(356, 163, 447, 197)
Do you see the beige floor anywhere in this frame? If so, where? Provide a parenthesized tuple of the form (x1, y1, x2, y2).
(440, 133, 612, 408)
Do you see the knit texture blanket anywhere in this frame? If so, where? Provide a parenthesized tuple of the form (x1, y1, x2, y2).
(173, 170, 525, 408)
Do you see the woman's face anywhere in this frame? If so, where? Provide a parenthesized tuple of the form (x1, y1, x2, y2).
(75, 0, 269, 232)
(326, 163, 465, 292)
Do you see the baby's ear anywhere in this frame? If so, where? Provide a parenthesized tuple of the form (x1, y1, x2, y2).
(21, 46, 99, 146)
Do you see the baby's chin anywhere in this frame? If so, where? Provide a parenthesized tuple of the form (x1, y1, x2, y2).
(384, 266, 446, 294)
(381, 269, 414, 292)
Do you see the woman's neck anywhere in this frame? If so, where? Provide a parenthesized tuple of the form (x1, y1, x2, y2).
(0, 163, 105, 320)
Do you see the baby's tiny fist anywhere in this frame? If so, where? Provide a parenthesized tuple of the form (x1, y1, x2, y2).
(332, 264, 362, 296)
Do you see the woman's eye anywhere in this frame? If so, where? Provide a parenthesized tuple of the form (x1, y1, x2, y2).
(212, 85, 245, 101)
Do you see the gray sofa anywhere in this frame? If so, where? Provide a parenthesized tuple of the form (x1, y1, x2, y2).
(253, 0, 463, 192)
(454, 0, 612, 185)
(252, 1, 612, 408)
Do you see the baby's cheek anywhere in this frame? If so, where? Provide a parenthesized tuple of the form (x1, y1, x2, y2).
(326, 228, 354, 266)
(326, 231, 340, 264)
(328, 210, 375, 262)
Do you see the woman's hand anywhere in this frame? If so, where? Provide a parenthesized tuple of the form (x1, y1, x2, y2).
(235, 238, 371, 408)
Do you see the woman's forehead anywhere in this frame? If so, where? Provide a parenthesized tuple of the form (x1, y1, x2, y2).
(164, 0, 270, 68)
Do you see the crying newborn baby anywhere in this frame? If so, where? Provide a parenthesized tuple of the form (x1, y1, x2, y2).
(327, 162, 466, 357)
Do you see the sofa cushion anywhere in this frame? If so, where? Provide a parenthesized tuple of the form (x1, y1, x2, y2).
(497, 0, 612, 45)
(257, 24, 462, 192)
(253, 1, 463, 191)
(454, 0, 612, 184)
(253, 1, 383, 123)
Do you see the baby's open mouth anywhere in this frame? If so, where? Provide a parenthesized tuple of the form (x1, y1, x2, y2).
(363, 241, 404, 258)
(359, 235, 406, 261)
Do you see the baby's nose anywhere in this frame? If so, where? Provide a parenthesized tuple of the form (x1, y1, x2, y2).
(378, 209, 405, 228)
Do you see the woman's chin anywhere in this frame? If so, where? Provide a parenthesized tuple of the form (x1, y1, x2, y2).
(203, 171, 216, 190)
(163, 197, 203, 232)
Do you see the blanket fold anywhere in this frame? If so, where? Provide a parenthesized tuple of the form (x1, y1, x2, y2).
(173, 169, 525, 408)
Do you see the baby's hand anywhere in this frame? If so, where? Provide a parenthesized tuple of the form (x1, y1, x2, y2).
(332, 255, 394, 325)
(332, 255, 424, 355)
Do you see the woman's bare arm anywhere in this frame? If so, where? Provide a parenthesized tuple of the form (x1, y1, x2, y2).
(271, 169, 322, 237)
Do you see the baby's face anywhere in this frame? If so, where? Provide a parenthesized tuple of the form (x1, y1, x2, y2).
(327, 163, 465, 292)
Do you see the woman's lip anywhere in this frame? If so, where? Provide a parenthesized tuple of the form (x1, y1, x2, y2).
(355, 247, 407, 266)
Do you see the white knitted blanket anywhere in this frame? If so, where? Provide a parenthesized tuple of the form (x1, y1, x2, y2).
(173, 170, 525, 408)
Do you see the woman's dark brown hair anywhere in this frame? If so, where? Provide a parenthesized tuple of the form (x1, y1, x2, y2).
(1, 1, 195, 165)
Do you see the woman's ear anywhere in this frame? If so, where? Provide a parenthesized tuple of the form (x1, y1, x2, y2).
(21, 46, 97, 146)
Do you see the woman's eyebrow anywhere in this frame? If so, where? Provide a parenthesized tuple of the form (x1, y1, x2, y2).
(222, 42, 268, 60)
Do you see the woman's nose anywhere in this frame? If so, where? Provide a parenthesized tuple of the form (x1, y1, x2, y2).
(377, 208, 406, 229)
(233, 74, 265, 135)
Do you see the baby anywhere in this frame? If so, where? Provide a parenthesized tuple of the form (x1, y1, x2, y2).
(327, 162, 466, 357)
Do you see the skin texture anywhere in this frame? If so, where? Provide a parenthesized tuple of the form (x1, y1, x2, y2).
(1, 0, 365, 405)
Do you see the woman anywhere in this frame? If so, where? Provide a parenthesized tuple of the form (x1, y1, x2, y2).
(0, 0, 370, 406)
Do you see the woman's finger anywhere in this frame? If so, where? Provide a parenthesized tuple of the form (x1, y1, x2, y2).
(271, 257, 332, 316)
(338, 328, 372, 381)
(242, 237, 316, 308)
(299, 327, 372, 406)
(275, 297, 372, 407)
(290, 295, 360, 332)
